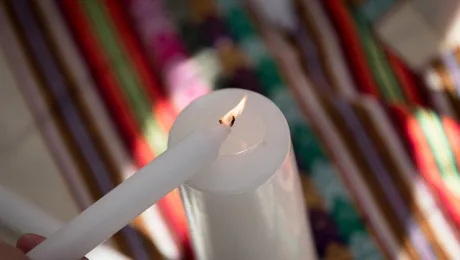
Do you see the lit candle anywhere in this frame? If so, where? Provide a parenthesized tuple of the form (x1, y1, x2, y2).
(169, 89, 316, 260)
(25, 98, 246, 260)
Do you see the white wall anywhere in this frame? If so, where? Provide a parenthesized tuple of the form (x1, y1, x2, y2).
(0, 47, 79, 244)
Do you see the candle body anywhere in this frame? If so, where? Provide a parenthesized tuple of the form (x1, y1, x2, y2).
(26, 126, 230, 260)
(181, 149, 314, 260)
(169, 89, 316, 260)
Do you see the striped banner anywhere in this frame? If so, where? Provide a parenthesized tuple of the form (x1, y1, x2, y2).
(1, 0, 460, 259)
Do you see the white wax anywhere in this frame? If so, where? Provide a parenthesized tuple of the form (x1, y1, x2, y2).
(26, 125, 230, 260)
(169, 89, 317, 260)
(0, 185, 129, 260)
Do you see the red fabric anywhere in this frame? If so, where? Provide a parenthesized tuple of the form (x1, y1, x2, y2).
(442, 117, 460, 177)
(321, 0, 380, 97)
(59, 1, 193, 256)
(58, 0, 154, 166)
(103, 3, 190, 250)
(385, 50, 426, 106)
(103, 1, 177, 132)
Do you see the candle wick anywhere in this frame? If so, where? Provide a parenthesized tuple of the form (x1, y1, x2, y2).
(218, 96, 247, 127)
(230, 116, 236, 126)
(219, 116, 236, 127)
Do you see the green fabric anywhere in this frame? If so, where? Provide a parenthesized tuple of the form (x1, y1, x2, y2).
(81, 0, 167, 154)
(359, 0, 396, 22)
(348, 5, 406, 104)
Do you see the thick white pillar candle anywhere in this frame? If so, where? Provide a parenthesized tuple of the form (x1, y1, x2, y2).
(169, 89, 317, 260)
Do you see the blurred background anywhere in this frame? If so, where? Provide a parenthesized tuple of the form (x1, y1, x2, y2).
(1, 0, 460, 259)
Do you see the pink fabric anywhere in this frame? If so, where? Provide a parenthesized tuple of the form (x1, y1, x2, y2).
(127, 0, 210, 110)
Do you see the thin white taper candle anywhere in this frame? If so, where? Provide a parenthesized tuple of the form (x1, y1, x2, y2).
(26, 116, 235, 260)
(0, 185, 130, 260)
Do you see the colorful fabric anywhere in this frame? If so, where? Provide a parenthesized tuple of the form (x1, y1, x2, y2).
(58, 0, 186, 258)
(298, 0, 357, 99)
(254, 23, 384, 260)
(1, 0, 460, 259)
(347, 4, 406, 104)
(0, 1, 154, 258)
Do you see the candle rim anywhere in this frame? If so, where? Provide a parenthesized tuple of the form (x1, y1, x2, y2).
(169, 89, 291, 194)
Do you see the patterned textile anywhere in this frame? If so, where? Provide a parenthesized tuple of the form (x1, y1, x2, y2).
(1, 0, 460, 259)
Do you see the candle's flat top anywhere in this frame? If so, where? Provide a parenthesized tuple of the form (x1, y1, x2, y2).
(169, 89, 290, 194)
(211, 100, 266, 155)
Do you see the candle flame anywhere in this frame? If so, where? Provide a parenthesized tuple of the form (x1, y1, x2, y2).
(219, 95, 247, 127)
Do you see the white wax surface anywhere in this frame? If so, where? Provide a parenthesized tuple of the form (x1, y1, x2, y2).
(0, 186, 130, 260)
(27, 125, 230, 260)
(169, 89, 317, 260)
(170, 89, 289, 194)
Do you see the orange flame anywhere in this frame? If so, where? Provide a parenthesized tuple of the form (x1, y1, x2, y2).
(219, 95, 247, 127)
